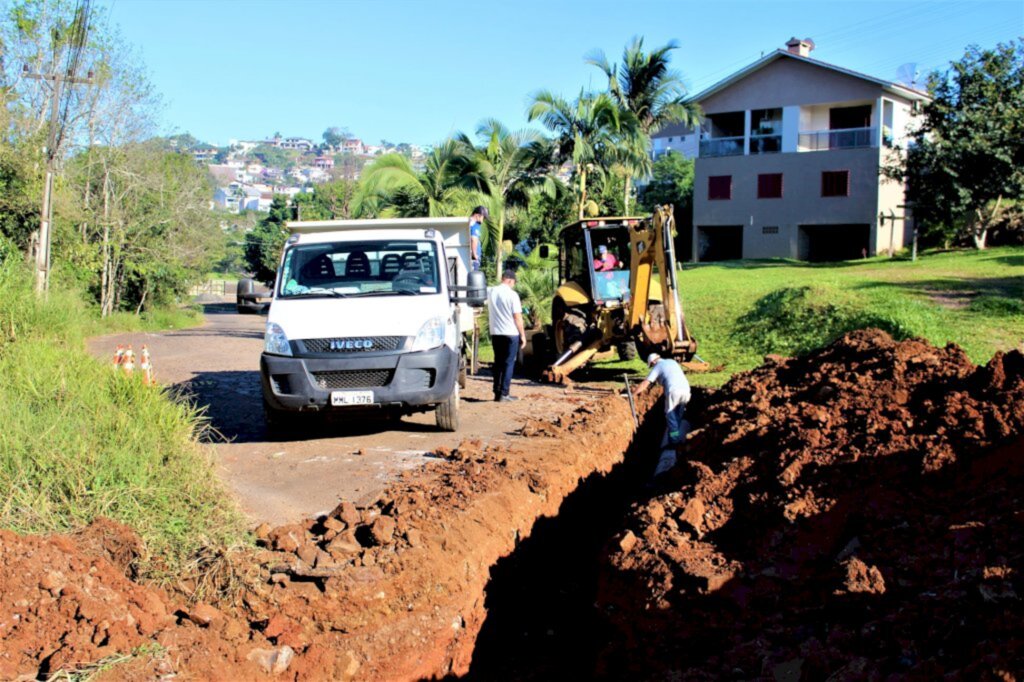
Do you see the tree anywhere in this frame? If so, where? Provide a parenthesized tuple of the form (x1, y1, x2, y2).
(456, 120, 559, 275)
(293, 179, 359, 221)
(527, 90, 620, 219)
(244, 196, 291, 284)
(639, 150, 694, 211)
(252, 143, 290, 169)
(587, 37, 702, 214)
(322, 126, 350, 149)
(358, 139, 490, 218)
(898, 40, 1024, 249)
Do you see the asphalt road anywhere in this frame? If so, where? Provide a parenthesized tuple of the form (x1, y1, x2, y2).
(88, 303, 601, 526)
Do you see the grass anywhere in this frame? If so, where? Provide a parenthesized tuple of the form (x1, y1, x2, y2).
(583, 246, 1024, 387)
(0, 261, 246, 575)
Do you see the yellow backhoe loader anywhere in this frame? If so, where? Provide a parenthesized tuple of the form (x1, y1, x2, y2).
(531, 205, 705, 383)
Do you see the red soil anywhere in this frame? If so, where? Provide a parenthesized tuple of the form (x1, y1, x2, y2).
(1, 392, 648, 680)
(599, 329, 1024, 679)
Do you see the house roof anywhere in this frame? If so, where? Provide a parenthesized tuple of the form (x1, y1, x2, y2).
(652, 50, 930, 140)
(690, 49, 931, 105)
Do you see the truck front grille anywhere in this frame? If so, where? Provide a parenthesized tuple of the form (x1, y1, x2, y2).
(313, 369, 392, 390)
(301, 336, 405, 354)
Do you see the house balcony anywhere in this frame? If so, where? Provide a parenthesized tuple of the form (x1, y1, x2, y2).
(749, 134, 782, 154)
(699, 136, 744, 158)
(798, 127, 877, 151)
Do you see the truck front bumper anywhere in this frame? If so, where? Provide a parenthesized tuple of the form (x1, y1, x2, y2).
(261, 345, 458, 413)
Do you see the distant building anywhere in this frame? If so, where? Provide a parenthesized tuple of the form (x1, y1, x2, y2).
(207, 164, 238, 185)
(213, 186, 240, 213)
(652, 37, 930, 261)
(314, 156, 335, 170)
(192, 148, 218, 163)
(279, 137, 314, 152)
(341, 138, 366, 155)
(232, 140, 259, 154)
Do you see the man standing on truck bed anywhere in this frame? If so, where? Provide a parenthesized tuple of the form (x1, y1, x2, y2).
(488, 269, 526, 402)
(469, 205, 488, 270)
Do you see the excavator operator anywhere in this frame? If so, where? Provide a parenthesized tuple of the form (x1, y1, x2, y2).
(593, 244, 619, 271)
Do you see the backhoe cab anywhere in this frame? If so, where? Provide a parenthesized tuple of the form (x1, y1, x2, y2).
(538, 205, 701, 383)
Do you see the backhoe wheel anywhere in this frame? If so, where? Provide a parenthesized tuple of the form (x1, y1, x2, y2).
(616, 340, 639, 361)
(435, 383, 459, 432)
(551, 298, 588, 355)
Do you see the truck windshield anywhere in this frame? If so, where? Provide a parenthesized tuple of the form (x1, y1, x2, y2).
(278, 240, 442, 298)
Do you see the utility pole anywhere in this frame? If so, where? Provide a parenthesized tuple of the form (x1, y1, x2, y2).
(25, 66, 93, 294)
(879, 205, 912, 260)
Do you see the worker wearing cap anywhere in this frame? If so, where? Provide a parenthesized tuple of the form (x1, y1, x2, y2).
(593, 244, 618, 271)
(633, 353, 691, 445)
(469, 205, 488, 270)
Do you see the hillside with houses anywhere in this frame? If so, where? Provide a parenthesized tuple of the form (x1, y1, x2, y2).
(166, 132, 429, 214)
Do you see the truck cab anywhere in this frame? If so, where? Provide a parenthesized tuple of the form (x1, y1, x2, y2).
(259, 217, 485, 432)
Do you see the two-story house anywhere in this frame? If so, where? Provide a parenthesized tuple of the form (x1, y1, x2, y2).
(655, 38, 930, 262)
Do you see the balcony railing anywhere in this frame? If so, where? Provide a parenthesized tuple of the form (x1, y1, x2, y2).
(699, 136, 744, 158)
(799, 127, 877, 151)
(749, 134, 782, 154)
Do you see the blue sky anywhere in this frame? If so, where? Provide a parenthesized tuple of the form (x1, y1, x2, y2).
(104, 0, 1022, 147)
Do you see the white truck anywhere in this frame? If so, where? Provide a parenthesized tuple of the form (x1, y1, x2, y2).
(256, 217, 486, 433)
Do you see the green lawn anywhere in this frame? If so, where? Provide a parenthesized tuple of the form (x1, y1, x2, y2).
(591, 247, 1024, 387)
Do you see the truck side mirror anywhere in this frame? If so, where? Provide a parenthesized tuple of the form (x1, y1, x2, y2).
(466, 269, 487, 307)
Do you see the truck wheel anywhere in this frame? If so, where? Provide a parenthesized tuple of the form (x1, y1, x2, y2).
(264, 399, 301, 438)
(435, 383, 459, 432)
(237, 278, 256, 314)
(617, 340, 639, 361)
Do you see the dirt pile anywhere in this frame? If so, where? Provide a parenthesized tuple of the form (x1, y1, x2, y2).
(599, 329, 1024, 679)
(1, 392, 649, 680)
(0, 521, 171, 679)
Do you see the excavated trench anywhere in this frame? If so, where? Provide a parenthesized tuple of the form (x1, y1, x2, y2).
(4, 330, 1021, 680)
(461, 400, 672, 680)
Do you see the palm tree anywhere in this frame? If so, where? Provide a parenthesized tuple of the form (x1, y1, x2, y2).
(358, 139, 490, 217)
(527, 90, 621, 219)
(456, 119, 559, 276)
(587, 37, 702, 213)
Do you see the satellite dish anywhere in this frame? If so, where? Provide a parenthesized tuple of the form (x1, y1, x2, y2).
(896, 63, 921, 89)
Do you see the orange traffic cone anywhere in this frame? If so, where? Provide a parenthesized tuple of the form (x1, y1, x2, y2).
(123, 345, 135, 376)
(140, 345, 153, 385)
(112, 344, 125, 370)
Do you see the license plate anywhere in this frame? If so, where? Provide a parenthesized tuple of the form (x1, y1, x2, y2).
(331, 390, 374, 406)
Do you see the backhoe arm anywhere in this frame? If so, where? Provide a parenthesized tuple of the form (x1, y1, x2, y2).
(627, 205, 699, 361)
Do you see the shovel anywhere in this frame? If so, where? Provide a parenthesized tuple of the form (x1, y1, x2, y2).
(623, 374, 639, 427)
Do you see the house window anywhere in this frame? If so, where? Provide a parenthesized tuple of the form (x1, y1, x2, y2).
(822, 170, 850, 197)
(762, 226, 779, 235)
(708, 175, 732, 200)
(758, 173, 783, 198)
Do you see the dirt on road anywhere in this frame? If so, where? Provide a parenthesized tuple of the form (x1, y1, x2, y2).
(86, 304, 606, 526)
(3, 324, 1019, 680)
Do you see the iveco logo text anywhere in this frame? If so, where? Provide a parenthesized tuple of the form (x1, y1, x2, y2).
(330, 339, 373, 350)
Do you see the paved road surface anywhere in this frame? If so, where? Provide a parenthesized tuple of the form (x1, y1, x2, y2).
(88, 304, 602, 526)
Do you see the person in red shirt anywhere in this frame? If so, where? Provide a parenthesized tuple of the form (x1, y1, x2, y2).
(593, 245, 618, 271)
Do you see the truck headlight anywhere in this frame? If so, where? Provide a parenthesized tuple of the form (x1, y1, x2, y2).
(264, 322, 292, 356)
(412, 316, 445, 352)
